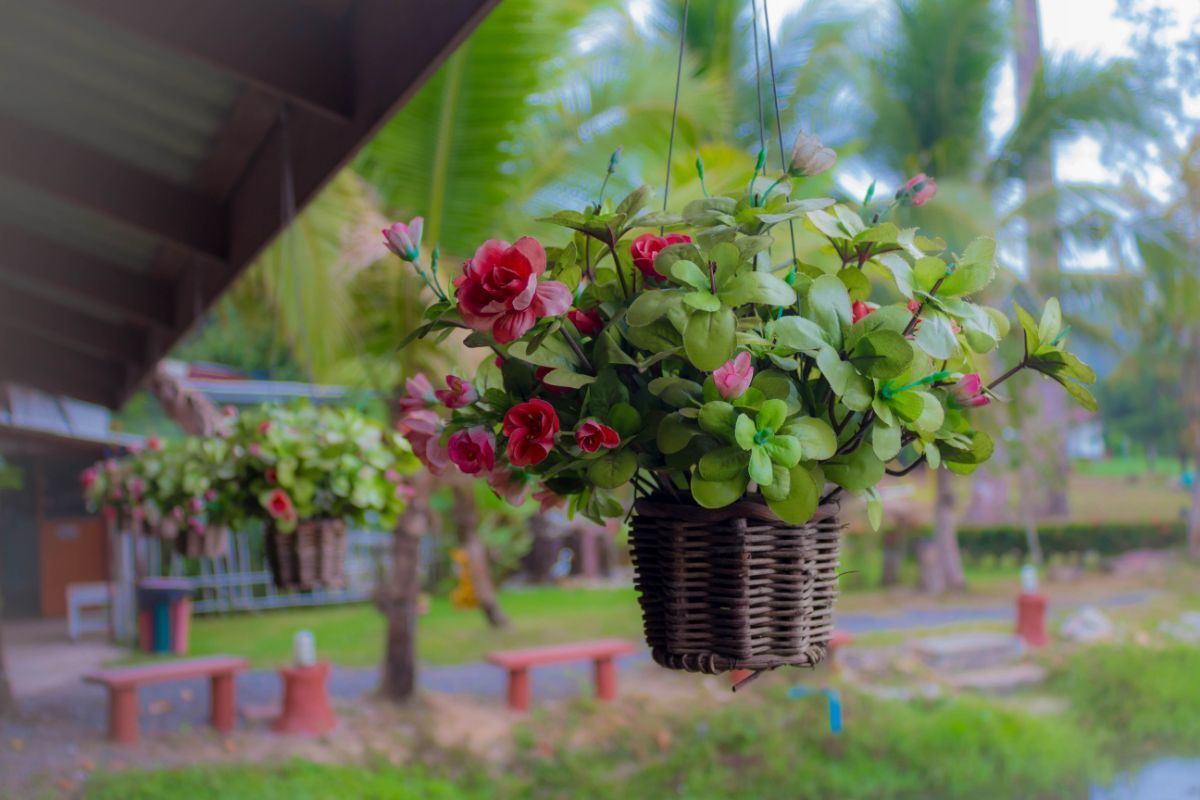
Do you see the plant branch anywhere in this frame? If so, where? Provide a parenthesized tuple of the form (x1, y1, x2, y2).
(605, 230, 630, 300)
(560, 328, 594, 374)
(903, 273, 949, 337)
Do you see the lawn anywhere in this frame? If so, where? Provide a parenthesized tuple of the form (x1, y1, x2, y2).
(140, 585, 643, 669)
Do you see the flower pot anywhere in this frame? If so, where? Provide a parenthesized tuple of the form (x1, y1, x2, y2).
(265, 518, 347, 591)
(629, 494, 842, 680)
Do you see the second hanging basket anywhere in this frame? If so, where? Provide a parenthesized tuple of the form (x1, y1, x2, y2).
(265, 518, 348, 591)
(629, 494, 842, 679)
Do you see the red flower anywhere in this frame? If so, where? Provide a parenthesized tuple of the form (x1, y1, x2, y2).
(536, 366, 572, 396)
(502, 399, 560, 467)
(454, 237, 572, 344)
(851, 300, 877, 324)
(147, 435, 163, 452)
(630, 232, 692, 281)
(257, 420, 272, 436)
(265, 468, 278, 484)
(447, 427, 496, 475)
(567, 308, 604, 337)
(435, 375, 478, 409)
(264, 488, 296, 522)
(574, 420, 620, 453)
(79, 467, 97, 490)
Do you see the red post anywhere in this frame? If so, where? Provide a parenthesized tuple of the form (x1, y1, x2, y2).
(506, 668, 531, 712)
(1016, 592, 1049, 647)
(210, 671, 237, 732)
(594, 657, 618, 701)
(109, 686, 139, 745)
(171, 598, 191, 655)
(273, 663, 337, 735)
(137, 609, 153, 653)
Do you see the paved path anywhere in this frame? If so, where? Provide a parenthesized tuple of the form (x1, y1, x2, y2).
(6, 590, 1153, 741)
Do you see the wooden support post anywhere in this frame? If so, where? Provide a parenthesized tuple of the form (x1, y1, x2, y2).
(594, 657, 618, 702)
(209, 672, 237, 732)
(506, 668, 531, 712)
(110, 687, 139, 745)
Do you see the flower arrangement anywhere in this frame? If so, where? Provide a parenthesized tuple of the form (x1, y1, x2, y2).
(388, 135, 1095, 529)
(225, 404, 417, 533)
(83, 405, 417, 536)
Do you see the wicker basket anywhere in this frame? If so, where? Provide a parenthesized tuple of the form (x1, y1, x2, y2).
(174, 525, 231, 560)
(629, 494, 842, 681)
(265, 518, 347, 591)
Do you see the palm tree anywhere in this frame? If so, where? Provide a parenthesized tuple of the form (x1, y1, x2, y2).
(845, 0, 1156, 590)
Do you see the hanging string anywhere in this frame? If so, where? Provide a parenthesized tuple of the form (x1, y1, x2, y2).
(278, 104, 316, 388)
(661, 0, 690, 231)
(749, 0, 766, 160)
(762, 0, 799, 271)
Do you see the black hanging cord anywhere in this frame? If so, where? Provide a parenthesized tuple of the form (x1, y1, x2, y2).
(749, 0, 766, 158)
(761, 0, 799, 264)
(662, 0, 690, 230)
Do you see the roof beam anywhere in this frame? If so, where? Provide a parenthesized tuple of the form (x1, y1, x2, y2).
(62, 0, 355, 122)
(0, 117, 228, 261)
(0, 286, 145, 363)
(0, 332, 121, 407)
(0, 224, 175, 329)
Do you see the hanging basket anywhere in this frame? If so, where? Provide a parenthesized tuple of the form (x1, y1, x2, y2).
(174, 525, 231, 560)
(265, 518, 347, 591)
(629, 494, 842, 681)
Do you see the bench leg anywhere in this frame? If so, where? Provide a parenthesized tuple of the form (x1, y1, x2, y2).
(110, 687, 139, 745)
(506, 668, 531, 712)
(210, 672, 237, 733)
(594, 657, 618, 702)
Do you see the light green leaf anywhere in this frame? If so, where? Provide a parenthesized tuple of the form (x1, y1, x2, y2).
(627, 288, 684, 327)
(690, 471, 749, 509)
(825, 444, 885, 492)
(671, 260, 710, 290)
(865, 486, 883, 531)
(587, 450, 637, 489)
(734, 414, 757, 450)
(772, 316, 829, 353)
(608, 403, 641, 438)
(912, 391, 945, 435)
(542, 368, 595, 389)
(698, 401, 738, 441)
(834, 204, 866, 236)
(806, 275, 852, 348)
(720, 271, 797, 307)
(782, 417, 837, 460)
(939, 238, 996, 296)
(698, 446, 750, 481)
(807, 209, 846, 240)
(683, 290, 722, 312)
(763, 435, 802, 468)
(765, 464, 818, 524)
(756, 399, 788, 433)
(913, 313, 959, 360)
(749, 447, 774, 485)
(683, 307, 736, 370)
(1038, 298, 1063, 345)
(656, 413, 698, 454)
(913, 256, 947, 292)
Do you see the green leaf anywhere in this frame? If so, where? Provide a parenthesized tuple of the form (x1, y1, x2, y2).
(849, 330, 915, 380)
(763, 435, 803, 468)
(837, 267, 872, 302)
(760, 463, 792, 502)
(683, 290, 722, 312)
(1038, 298, 1063, 345)
(939, 238, 996, 296)
(865, 486, 883, 531)
(690, 471, 749, 509)
(586, 368, 627, 417)
(657, 412, 699, 454)
(772, 316, 829, 353)
(608, 403, 641, 438)
(860, 222, 899, 244)
(507, 336, 579, 369)
(616, 185, 652, 219)
(624, 318, 682, 352)
(756, 399, 788, 433)
(911, 391, 945, 435)
(587, 450, 638, 489)
(734, 414, 757, 450)
(683, 307, 736, 370)
(782, 417, 837, 460)
(873, 422, 902, 461)
(925, 441, 942, 469)
(913, 256, 947, 293)
(834, 205, 866, 236)
(749, 447, 774, 485)
(825, 443, 885, 492)
(806, 275, 852, 348)
(1014, 302, 1040, 349)
(698, 446, 749, 481)
(541, 368, 595, 389)
(807, 208, 846, 240)
(765, 464, 818, 524)
(671, 260, 710, 290)
(1060, 378, 1099, 412)
(648, 376, 703, 408)
(720, 271, 797, 307)
(751, 370, 803, 415)
(627, 288, 684, 327)
(874, 252, 915, 298)
(913, 313, 959, 360)
(698, 401, 738, 441)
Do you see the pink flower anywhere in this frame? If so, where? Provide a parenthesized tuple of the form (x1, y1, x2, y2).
(264, 488, 296, 522)
(435, 375, 478, 409)
(222, 405, 238, 418)
(454, 237, 572, 344)
(188, 516, 205, 533)
(127, 477, 146, 499)
(385, 468, 402, 483)
(630, 232, 692, 281)
(951, 373, 990, 408)
(397, 373, 437, 413)
(487, 468, 528, 506)
(205, 489, 217, 502)
(257, 420, 272, 436)
(567, 308, 604, 337)
(102, 506, 117, 522)
(574, 420, 620, 453)
(395, 484, 416, 500)
(382, 217, 424, 262)
(713, 352, 754, 400)
(147, 435, 162, 452)
(104, 459, 121, 474)
(171, 506, 185, 521)
(502, 399, 560, 467)
(447, 427, 496, 475)
(898, 173, 937, 207)
(189, 496, 204, 513)
(851, 300, 878, 324)
(80, 467, 97, 490)
(131, 505, 145, 522)
(248, 443, 263, 458)
(533, 487, 566, 512)
(536, 366, 572, 396)
(397, 410, 451, 475)
(907, 298, 922, 315)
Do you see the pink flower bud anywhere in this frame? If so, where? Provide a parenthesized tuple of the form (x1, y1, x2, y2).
(713, 352, 754, 400)
(951, 373, 990, 408)
(898, 173, 937, 207)
(382, 217, 424, 261)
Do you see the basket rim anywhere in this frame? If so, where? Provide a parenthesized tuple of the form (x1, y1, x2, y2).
(633, 492, 840, 525)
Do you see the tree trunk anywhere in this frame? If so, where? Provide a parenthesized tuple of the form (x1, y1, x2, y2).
(917, 539, 946, 595)
(146, 362, 221, 436)
(880, 529, 904, 587)
(0, 592, 18, 718)
(379, 500, 426, 703)
(1015, 0, 1071, 518)
(933, 469, 966, 591)
(523, 513, 558, 584)
(451, 483, 508, 629)
(1186, 330, 1200, 558)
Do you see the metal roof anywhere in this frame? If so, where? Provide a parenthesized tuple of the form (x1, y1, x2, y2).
(0, 0, 499, 408)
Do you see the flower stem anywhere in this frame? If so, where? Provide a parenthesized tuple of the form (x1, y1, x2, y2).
(605, 231, 630, 300)
(560, 327, 594, 374)
(987, 361, 1027, 391)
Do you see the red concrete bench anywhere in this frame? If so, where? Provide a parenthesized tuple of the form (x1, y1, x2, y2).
(83, 655, 248, 744)
(487, 639, 636, 711)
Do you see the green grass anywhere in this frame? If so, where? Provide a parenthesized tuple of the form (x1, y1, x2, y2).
(122, 586, 642, 669)
(1074, 456, 1184, 478)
